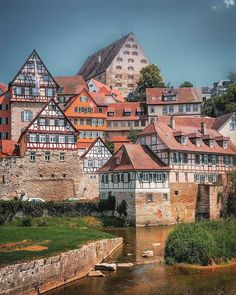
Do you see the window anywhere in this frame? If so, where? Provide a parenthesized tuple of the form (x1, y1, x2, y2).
(146, 194, 153, 203)
(195, 154, 201, 165)
(128, 58, 134, 63)
(39, 118, 46, 126)
(0, 132, 7, 140)
(143, 173, 149, 182)
(178, 105, 184, 113)
(128, 121, 132, 127)
(132, 44, 138, 49)
(186, 104, 191, 112)
(124, 51, 130, 55)
(74, 107, 78, 112)
(129, 37, 134, 42)
(163, 193, 168, 201)
(74, 119, 78, 125)
(168, 105, 174, 114)
(196, 138, 201, 146)
(21, 110, 33, 122)
(224, 156, 229, 166)
(163, 106, 167, 115)
(125, 44, 131, 48)
(113, 121, 118, 127)
(117, 57, 123, 62)
(121, 121, 126, 127)
(141, 59, 147, 64)
(175, 172, 179, 182)
(193, 104, 199, 112)
(30, 152, 36, 162)
(80, 96, 88, 102)
(128, 75, 134, 79)
(116, 65, 122, 70)
(39, 134, 46, 142)
(223, 141, 227, 149)
(46, 88, 54, 97)
(45, 152, 51, 162)
(151, 136, 157, 145)
(181, 136, 187, 145)
(59, 152, 65, 161)
(127, 84, 134, 88)
(115, 74, 122, 79)
(59, 135, 65, 143)
(140, 137, 146, 145)
(107, 121, 111, 127)
(80, 119, 84, 125)
(132, 51, 138, 56)
(68, 135, 75, 143)
(49, 135, 56, 143)
(156, 173, 162, 182)
(173, 152, 179, 164)
(183, 153, 188, 164)
(128, 66, 134, 70)
(134, 121, 139, 127)
(141, 120, 146, 127)
(230, 115, 236, 130)
(29, 134, 36, 142)
(204, 154, 208, 165)
(0, 117, 8, 125)
(0, 104, 8, 110)
(107, 112, 114, 117)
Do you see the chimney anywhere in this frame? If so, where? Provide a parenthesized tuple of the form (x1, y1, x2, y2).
(201, 122, 206, 135)
(170, 116, 175, 129)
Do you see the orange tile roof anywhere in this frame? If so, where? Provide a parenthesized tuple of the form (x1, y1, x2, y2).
(55, 76, 86, 94)
(146, 87, 202, 105)
(91, 79, 125, 102)
(111, 136, 131, 142)
(107, 102, 147, 120)
(89, 92, 117, 106)
(0, 140, 17, 157)
(139, 116, 236, 155)
(98, 143, 170, 172)
(0, 83, 7, 94)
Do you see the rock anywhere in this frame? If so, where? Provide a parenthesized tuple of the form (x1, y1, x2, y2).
(142, 250, 154, 258)
(95, 263, 117, 271)
(88, 270, 105, 277)
(117, 263, 134, 268)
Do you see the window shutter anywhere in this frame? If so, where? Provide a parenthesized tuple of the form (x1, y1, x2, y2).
(21, 111, 25, 122)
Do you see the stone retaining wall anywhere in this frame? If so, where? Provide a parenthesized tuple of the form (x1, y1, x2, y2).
(0, 238, 123, 295)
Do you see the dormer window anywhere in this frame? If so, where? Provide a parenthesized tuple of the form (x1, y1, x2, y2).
(230, 115, 236, 130)
(223, 141, 227, 149)
(58, 87, 64, 93)
(124, 51, 130, 55)
(115, 157, 120, 165)
(181, 136, 187, 145)
(209, 140, 214, 148)
(80, 96, 88, 102)
(196, 138, 201, 146)
(107, 111, 114, 117)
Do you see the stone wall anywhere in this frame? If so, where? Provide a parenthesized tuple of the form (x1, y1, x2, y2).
(0, 238, 123, 295)
(0, 151, 99, 201)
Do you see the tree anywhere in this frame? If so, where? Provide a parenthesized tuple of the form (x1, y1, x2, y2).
(137, 64, 165, 100)
(127, 129, 139, 143)
(105, 140, 114, 153)
(228, 72, 236, 84)
(179, 81, 194, 88)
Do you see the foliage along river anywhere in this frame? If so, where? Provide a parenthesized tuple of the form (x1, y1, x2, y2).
(47, 226, 236, 295)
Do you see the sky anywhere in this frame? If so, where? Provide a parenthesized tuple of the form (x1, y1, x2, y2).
(0, 0, 236, 87)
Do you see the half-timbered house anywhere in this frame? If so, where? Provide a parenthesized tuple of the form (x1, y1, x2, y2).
(80, 137, 112, 174)
(9, 50, 59, 141)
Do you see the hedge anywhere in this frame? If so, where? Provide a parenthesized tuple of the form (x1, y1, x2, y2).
(164, 219, 236, 266)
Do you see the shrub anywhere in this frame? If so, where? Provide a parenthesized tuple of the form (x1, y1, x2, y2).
(98, 195, 116, 212)
(164, 220, 236, 266)
(116, 200, 127, 217)
(19, 216, 32, 227)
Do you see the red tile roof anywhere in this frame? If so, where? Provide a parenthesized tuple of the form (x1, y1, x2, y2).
(0, 83, 7, 95)
(146, 87, 202, 105)
(212, 112, 236, 130)
(80, 137, 112, 158)
(98, 143, 170, 172)
(89, 92, 117, 106)
(107, 102, 147, 121)
(139, 116, 236, 155)
(111, 136, 131, 142)
(0, 140, 17, 157)
(91, 79, 125, 102)
(55, 76, 86, 94)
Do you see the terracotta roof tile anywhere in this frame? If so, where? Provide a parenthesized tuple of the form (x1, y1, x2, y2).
(212, 112, 236, 130)
(146, 87, 202, 105)
(0, 140, 18, 157)
(0, 83, 7, 95)
(54, 76, 86, 94)
(107, 102, 146, 120)
(98, 143, 170, 172)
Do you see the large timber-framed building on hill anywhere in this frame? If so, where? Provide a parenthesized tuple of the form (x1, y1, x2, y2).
(77, 32, 150, 97)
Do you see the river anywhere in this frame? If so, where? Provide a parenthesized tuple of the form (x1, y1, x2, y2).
(47, 226, 236, 295)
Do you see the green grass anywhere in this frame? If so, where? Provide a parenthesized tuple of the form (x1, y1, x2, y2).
(164, 219, 236, 266)
(0, 216, 113, 267)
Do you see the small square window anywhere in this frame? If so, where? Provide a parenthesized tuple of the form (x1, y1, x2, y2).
(146, 194, 153, 203)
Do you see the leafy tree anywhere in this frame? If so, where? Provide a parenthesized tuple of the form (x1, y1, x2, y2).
(228, 72, 236, 84)
(127, 129, 139, 143)
(179, 81, 194, 88)
(137, 64, 165, 100)
(105, 140, 114, 153)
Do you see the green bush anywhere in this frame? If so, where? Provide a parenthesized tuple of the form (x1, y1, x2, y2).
(116, 200, 127, 217)
(18, 216, 32, 227)
(164, 220, 236, 266)
(98, 195, 116, 212)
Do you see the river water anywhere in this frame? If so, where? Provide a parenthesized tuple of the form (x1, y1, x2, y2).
(47, 226, 236, 295)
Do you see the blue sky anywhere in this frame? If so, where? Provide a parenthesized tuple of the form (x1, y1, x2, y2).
(0, 0, 235, 87)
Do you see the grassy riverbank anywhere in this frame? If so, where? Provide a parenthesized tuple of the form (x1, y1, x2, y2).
(164, 219, 236, 266)
(0, 216, 113, 267)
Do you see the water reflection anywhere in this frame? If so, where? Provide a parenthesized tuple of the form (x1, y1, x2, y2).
(47, 226, 236, 295)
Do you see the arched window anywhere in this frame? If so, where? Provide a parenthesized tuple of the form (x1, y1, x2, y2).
(115, 74, 122, 79)
(129, 37, 134, 42)
(124, 51, 130, 55)
(128, 58, 134, 63)
(128, 66, 134, 71)
(141, 59, 147, 64)
(132, 51, 138, 56)
(125, 44, 131, 48)
(116, 65, 122, 70)
(117, 57, 123, 62)
(132, 44, 138, 49)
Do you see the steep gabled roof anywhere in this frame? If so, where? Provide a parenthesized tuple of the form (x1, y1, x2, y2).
(80, 137, 113, 159)
(212, 112, 236, 130)
(0, 82, 8, 95)
(98, 143, 170, 173)
(55, 75, 86, 94)
(77, 33, 132, 80)
(146, 87, 202, 105)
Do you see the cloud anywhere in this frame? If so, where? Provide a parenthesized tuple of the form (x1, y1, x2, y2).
(224, 0, 235, 8)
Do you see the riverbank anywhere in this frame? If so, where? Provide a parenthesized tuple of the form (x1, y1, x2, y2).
(0, 216, 114, 267)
